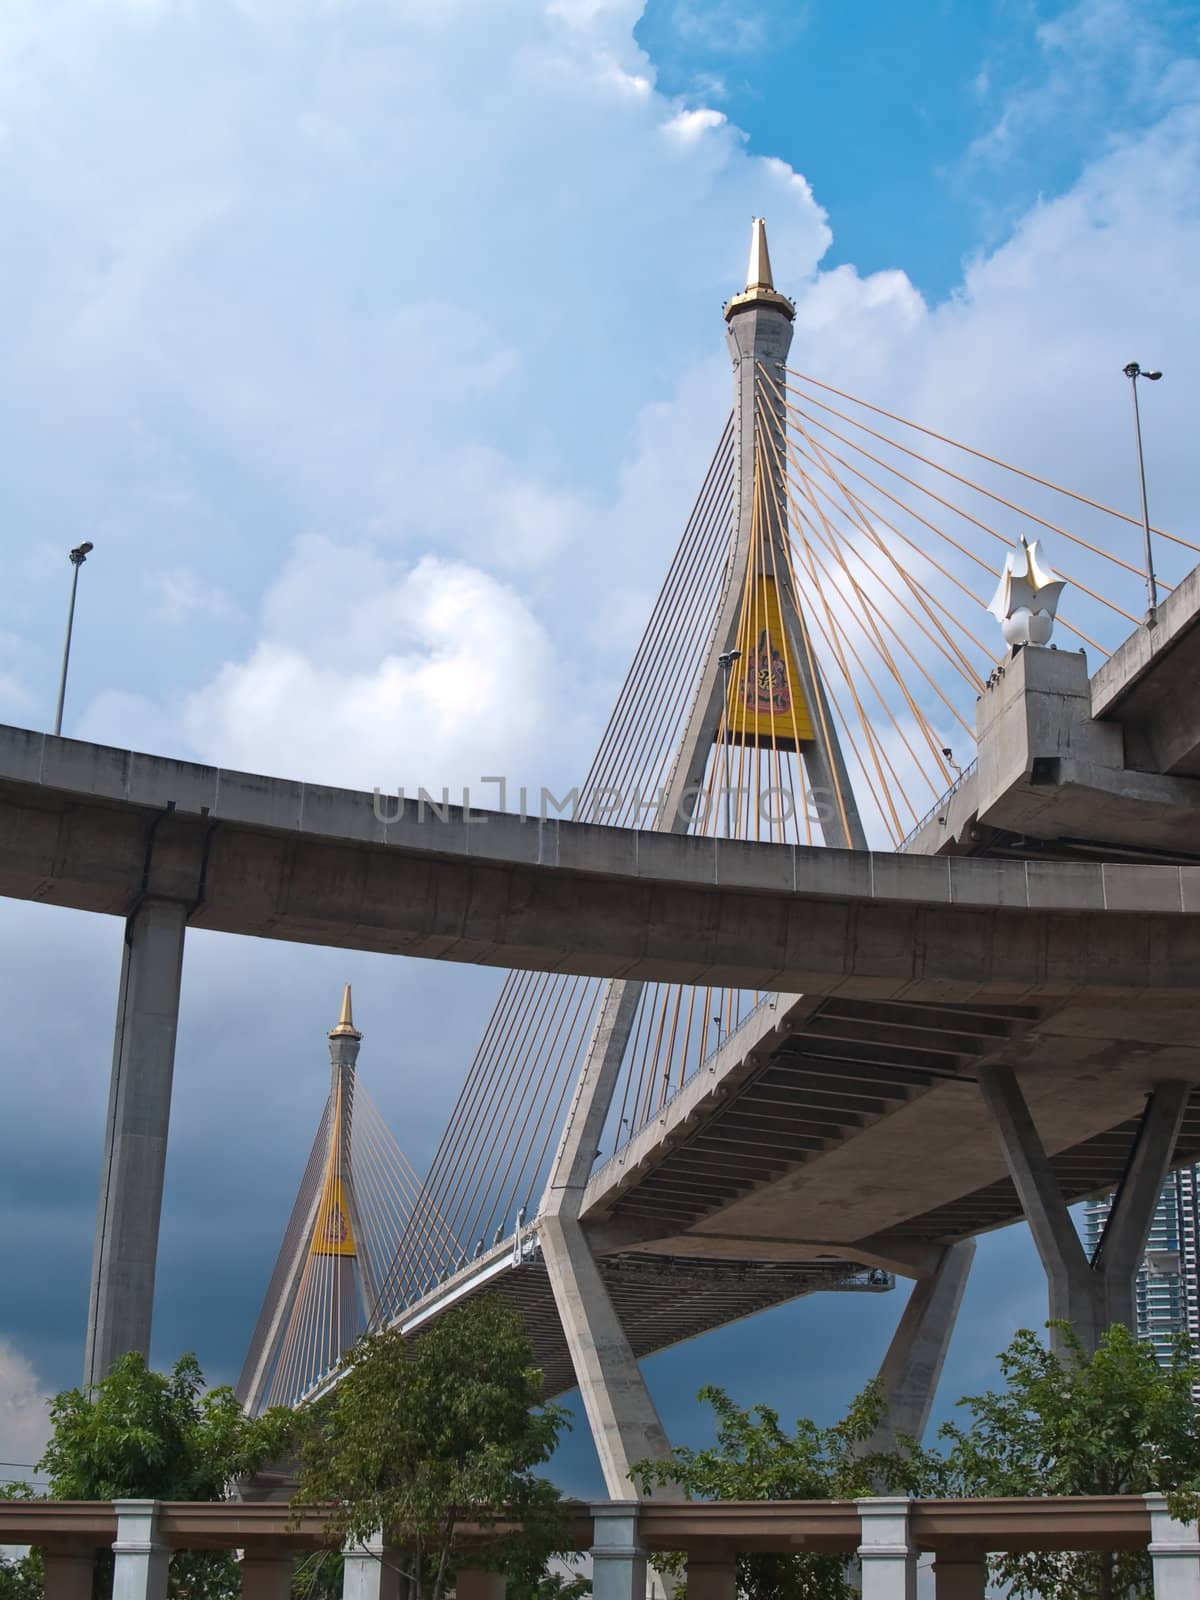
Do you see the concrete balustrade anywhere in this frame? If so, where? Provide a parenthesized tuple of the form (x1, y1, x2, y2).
(2, 1495, 1195, 1600)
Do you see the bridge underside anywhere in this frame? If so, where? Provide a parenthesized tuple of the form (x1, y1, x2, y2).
(580, 993, 1200, 1273)
(362, 987, 1200, 1406)
(484, 1251, 883, 1400)
(370, 1227, 887, 1405)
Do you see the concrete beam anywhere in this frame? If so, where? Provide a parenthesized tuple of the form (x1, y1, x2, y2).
(2, 727, 1199, 1003)
(85, 899, 187, 1384)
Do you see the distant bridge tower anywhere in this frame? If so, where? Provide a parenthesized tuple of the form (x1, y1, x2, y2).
(237, 987, 433, 1412)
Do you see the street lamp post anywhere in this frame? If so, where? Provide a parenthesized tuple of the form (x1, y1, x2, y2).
(1122, 362, 1162, 626)
(53, 542, 93, 737)
(717, 648, 742, 838)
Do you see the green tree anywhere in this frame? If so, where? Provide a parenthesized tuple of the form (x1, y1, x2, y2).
(294, 1296, 571, 1600)
(634, 1382, 916, 1600)
(912, 1323, 1200, 1600)
(0, 1485, 42, 1600)
(38, 1351, 298, 1600)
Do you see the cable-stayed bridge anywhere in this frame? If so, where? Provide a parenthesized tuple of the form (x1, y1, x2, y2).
(1, 221, 1198, 1499)
(229, 222, 1200, 1491)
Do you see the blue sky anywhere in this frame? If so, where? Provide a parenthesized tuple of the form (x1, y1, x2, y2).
(1, 0, 1199, 1498)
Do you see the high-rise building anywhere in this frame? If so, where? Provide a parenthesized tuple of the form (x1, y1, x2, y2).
(1083, 1165, 1200, 1373)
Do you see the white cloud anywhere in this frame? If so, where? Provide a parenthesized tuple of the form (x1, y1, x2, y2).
(0, 1341, 51, 1481)
(184, 539, 588, 791)
(147, 568, 235, 622)
(669, 1, 769, 56)
(661, 106, 728, 143)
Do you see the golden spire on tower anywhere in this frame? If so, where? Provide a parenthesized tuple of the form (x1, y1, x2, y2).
(724, 217, 796, 322)
(328, 983, 362, 1041)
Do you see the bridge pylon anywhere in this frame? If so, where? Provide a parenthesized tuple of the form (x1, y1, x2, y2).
(238, 988, 441, 1413)
(538, 221, 881, 1499)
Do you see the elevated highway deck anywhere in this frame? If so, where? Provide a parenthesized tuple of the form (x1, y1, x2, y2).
(1, 630, 1198, 1401)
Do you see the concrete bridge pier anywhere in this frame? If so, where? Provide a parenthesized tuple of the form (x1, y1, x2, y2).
(870, 1240, 975, 1450)
(84, 897, 188, 1385)
(978, 1065, 1190, 1352)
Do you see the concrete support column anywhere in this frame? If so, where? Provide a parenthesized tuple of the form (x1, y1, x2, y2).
(454, 1570, 505, 1600)
(930, 1551, 986, 1600)
(41, 1548, 96, 1600)
(684, 1548, 737, 1600)
(342, 1535, 402, 1600)
(542, 1216, 674, 1498)
(871, 1241, 975, 1450)
(111, 1500, 170, 1600)
(590, 1504, 648, 1600)
(85, 897, 188, 1384)
(241, 1548, 294, 1600)
(856, 1499, 916, 1600)
(1145, 1493, 1200, 1599)
(979, 1065, 1188, 1353)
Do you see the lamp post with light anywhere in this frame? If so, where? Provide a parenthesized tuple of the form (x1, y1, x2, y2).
(1123, 362, 1162, 625)
(53, 541, 94, 737)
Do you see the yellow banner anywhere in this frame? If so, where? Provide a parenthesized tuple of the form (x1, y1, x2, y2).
(311, 1177, 357, 1258)
(725, 576, 814, 748)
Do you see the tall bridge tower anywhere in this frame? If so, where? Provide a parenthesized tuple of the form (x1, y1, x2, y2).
(238, 988, 434, 1412)
(537, 222, 885, 1497)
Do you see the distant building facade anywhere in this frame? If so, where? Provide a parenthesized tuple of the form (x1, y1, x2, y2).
(1084, 1165, 1200, 1370)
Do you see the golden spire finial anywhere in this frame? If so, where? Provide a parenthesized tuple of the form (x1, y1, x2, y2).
(724, 217, 795, 323)
(328, 983, 362, 1041)
(746, 217, 774, 291)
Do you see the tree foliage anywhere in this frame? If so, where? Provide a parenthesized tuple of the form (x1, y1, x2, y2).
(636, 1324, 1200, 1600)
(910, 1322, 1200, 1600)
(634, 1381, 915, 1600)
(0, 1485, 42, 1600)
(35, 1351, 298, 1600)
(294, 1296, 572, 1600)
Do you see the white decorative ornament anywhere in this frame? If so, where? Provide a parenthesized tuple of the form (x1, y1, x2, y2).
(988, 537, 1066, 649)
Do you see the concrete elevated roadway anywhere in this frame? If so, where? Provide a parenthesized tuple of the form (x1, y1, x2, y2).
(1, 723, 1197, 1003)
(2, 718, 1198, 1402)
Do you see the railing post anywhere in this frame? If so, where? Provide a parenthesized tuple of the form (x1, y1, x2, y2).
(111, 1500, 170, 1600)
(931, 1550, 986, 1600)
(856, 1498, 916, 1600)
(1145, 1493, 1200, 1599)
(684, 1547, 737, 1600)
(342, 1534, 402, 1600)
(241, 1546, 295, 1600)
(41, 1548, 95, 1600)
(590, 1503, 648, 1600)
(454, 1572, 505, 1600)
